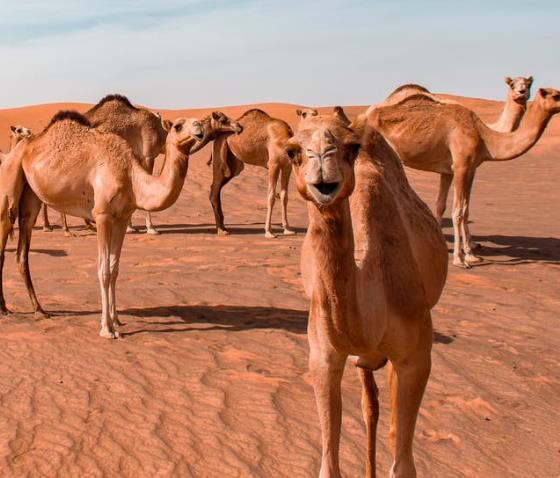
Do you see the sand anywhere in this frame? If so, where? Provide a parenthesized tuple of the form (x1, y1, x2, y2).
(0, 96, 558, 477)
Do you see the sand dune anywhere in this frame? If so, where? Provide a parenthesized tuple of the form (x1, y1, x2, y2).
(0, 97, 558, 477)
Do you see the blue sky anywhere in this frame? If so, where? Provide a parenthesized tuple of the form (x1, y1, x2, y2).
(0, 0, 558, 108)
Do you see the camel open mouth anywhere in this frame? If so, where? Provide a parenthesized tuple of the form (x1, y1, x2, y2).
(308, 181, 340, 204)
(193, 131, 205, 141)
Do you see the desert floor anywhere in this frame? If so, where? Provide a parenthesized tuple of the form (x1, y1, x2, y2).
(0, 97, 558, 477)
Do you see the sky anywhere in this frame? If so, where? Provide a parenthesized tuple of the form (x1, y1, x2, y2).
(0, 0, 558, 109)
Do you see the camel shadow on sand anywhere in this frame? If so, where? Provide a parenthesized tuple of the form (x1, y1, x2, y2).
(143, 223, 307, 236)
(442, 230, 560, 266)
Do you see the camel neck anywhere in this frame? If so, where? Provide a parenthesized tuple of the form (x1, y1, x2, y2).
(9, 137, 18, 151)
(492, 97, 526, 132)
(132, 140, 189, 211)
(482, 100, 551, 162)
(307, 200, 363, 351)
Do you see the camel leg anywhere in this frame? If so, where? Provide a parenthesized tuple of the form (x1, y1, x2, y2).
(451, 169, 471, 268)
(126, 216, 138, 234)
(309, 328, 346, 478)
(0, 215, 12, 315)
(210, 152, 243, 236)
(84, 219, 96, 232)
(108, 218, 128, 328)
(143, 156, 159, 235)
(279, 165, 295, 235)
(461, 172, 482, 262)
(358, 367, 380, 478)
(387, 362, 398, 457)
(17, 186, 48, 318)
(436, 173, 453, 226)
(389, 343, 431, 478)
(60, 212, 74, 237)
(42, 204, 53, 232)
(264, 163, 281, 238)
(95, 213, 119, 338)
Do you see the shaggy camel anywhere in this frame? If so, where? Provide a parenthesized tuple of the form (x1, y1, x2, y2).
(0, 111, 206, 338)
(286, 113, 447, 477)
(369, 87, 560, 267)
(208, 108, 295, 237)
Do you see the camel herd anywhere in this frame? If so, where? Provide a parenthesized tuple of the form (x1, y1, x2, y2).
(0, 76, 558, 477)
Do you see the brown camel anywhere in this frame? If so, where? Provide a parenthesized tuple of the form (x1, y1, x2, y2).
(0, 111, 206, 338)
(368, 87, 560, 267)
(9, 125, 32, 150)
(296, 107, 318, 124)
(286, 113, 447, 477)
(209, 108, 295, 237)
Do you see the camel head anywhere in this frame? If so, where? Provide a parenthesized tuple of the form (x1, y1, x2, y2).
(164, 117, 205, 153)
(210, 111, 243, 135)
(286, 115, 360, 207)
(10, 125, 32, 143)
(296, 108, 319, 122)
(505, 76, 533, 103)
(535, 88, 560, 115)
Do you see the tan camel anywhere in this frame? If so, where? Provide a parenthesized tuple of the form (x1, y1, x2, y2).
(369, 87, 560, 267)
(9, 125, 32, 149)
(286, 113, 447, 477)
(84, 94, 169, 234)
(487, 76, 533, 132)
(0, 110, 206, 338)
(209, 108, 295, 237)
(296, 107, 318, 124)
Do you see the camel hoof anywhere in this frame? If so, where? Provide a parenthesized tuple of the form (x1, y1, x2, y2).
(452, 257, 471, 269)
(146, 228, 160, 235)
(42, 226, 53, 232)
(99, 328, 119, 339)
(35, 309, 51, 319)
(464, 253, 482, 264)
(217, 228, 229, 236)
(126, 226, 138, 234)
(283, 228, 296, 236)
(264, 231, 277, 239)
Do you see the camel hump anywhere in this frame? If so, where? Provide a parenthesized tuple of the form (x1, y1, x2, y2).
(387, 83, 431, 98)
(393, 93, 441, 107)
(237, 108, 270, 121)
(268, 120, 292, 145)
(45, 110, 91, 131)
(91, 94, 137, 111)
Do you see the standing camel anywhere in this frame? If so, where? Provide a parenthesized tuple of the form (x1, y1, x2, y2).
(286, 113, 447, 477)
(0, 125, 32, 164)
(0, 111, 206, 338)
(208, 109, 295, 238)
(369, 87, 560, 267)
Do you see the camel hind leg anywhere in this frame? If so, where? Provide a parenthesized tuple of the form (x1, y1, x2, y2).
(0, 208, 13, 314)
(435, 173, 453, 226)
(358, 367, 380, 478)
(108, 218, 128, 329)
(17, 186, 48, 317)
(41, 203, 52, 232)
(264, 163, 281, 238)
(279, 165, 295, 235)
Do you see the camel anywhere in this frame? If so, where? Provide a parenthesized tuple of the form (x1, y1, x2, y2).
(83, 94, 169, 234)
(368, 87, 560, 267)
(286, 113, 447, 477)
(9, 125, 32, 150)
(208, 108, 295, 237)
(0, 110, 206, 338)
(296, 107, 319, 124)
(487, 76, 533, 132)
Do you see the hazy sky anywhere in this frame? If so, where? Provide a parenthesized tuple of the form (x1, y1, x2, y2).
(1, 0, 558, 109)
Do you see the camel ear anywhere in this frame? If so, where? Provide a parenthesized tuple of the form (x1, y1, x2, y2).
(162, 119, 173, 131)
(527, 76, 534, 85)
(504, 76, 513, 86)
(211, 111, 224, 122)
(10, 125, 16, 133)
(539, 88, 550, 98)
(296, 109, 303, 117)
(285, 139, 302, 163)
(333, 106, 351, 127)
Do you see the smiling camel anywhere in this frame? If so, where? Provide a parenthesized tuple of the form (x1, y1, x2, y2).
(0, 111, 206, 338)
(286, 113, 447, 477)
(369, 87, 560, 267)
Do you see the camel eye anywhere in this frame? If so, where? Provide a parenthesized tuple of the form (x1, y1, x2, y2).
(554, 94, 560, 101)
(174, 123, 183, 132)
